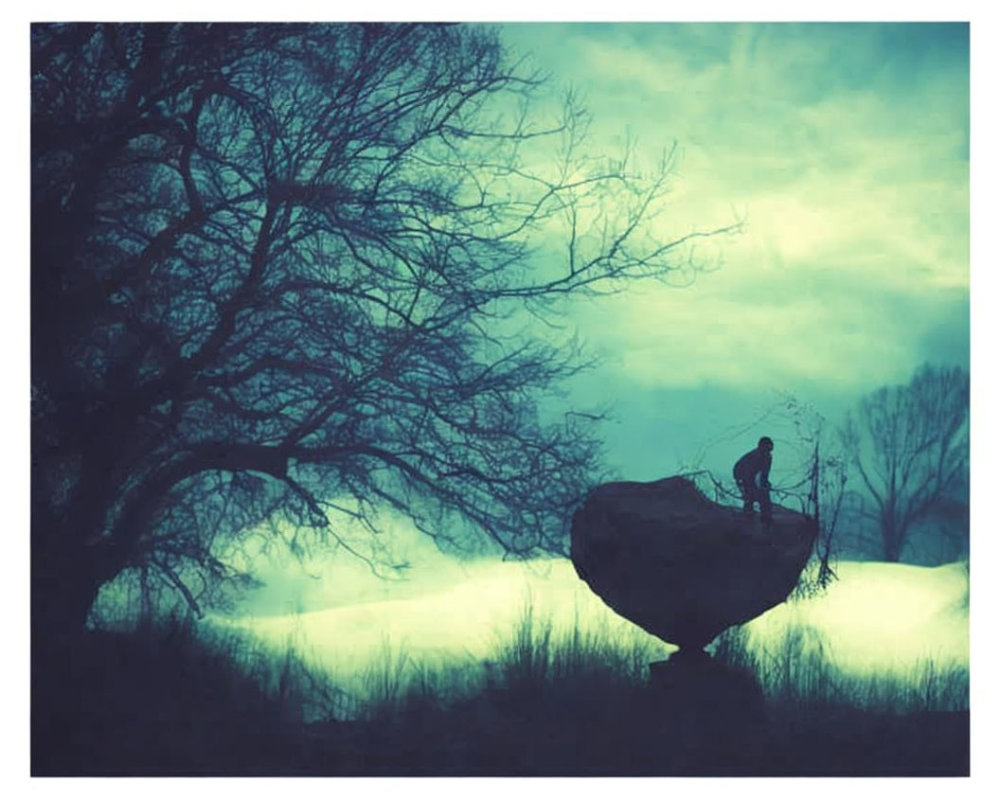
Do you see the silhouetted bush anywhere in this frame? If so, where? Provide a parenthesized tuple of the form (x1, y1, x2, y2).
(34, 604, 968, 776)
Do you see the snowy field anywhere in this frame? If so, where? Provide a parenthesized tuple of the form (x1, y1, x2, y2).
(210, 556, 969, 701)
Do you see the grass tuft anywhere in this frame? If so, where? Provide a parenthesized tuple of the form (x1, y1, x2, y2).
(35, 594, 968, 776)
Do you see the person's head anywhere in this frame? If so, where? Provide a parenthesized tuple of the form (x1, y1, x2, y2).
(758, 436, 774, 453)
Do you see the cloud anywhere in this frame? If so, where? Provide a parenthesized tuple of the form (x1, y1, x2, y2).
(501, 23, 969, 395)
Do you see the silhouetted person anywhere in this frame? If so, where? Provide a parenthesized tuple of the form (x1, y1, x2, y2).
(733, 436, 773, 524)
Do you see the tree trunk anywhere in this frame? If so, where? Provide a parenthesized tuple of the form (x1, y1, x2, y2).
(31, 529, 119, 776)
(31, 531, 118, 647)
(883, 530, 902, 563)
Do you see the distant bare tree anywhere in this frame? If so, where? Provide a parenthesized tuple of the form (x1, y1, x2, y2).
(32, 23, 736, 639)
(841, 364, 969, 562)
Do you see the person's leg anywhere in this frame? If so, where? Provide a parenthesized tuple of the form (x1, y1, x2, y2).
(758, 485, 773, 524)
(738, 480, 754, 514)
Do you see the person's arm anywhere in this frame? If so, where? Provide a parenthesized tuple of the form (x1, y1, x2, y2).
(760, 452, 771, 488)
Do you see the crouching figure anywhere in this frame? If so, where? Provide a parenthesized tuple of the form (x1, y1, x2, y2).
(733, 436, 774, 524)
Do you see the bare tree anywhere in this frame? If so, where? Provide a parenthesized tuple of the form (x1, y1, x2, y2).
(31, 23, 736, 639)
(773, 396, 849, 592)
(789, 404, 846, 592)
(841, 364, 969, 562)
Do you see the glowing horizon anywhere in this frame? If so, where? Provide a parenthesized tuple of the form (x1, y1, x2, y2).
(206, 556, 968, 709)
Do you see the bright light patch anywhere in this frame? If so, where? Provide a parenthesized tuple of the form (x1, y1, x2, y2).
(212, 559, 673, 696)
(211, 557, 968, 706)
(741, 560, 969, 677)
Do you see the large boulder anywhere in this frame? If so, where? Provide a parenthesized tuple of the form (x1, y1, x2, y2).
(571, 476, 817, 651)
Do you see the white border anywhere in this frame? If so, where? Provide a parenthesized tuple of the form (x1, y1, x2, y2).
(6, 4, 994, 797)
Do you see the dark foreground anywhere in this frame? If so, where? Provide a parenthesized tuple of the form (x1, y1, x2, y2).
(32, 628, 969, 777)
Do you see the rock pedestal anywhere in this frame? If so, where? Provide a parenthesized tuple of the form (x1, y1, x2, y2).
(648, 650, 765, 722)
(571, 476, 817, 651)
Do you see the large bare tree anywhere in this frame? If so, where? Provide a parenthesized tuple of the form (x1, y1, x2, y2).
(32, 23, 734, 639)
(841, 364, 969, 562)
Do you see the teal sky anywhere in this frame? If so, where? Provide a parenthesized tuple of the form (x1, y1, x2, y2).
(498, 22, 970, 478)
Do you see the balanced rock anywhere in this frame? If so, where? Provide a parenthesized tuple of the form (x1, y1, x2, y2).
(571, 476, 817, 651)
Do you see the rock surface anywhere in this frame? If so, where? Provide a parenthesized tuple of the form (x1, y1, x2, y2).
(570, 476, 818, 651)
